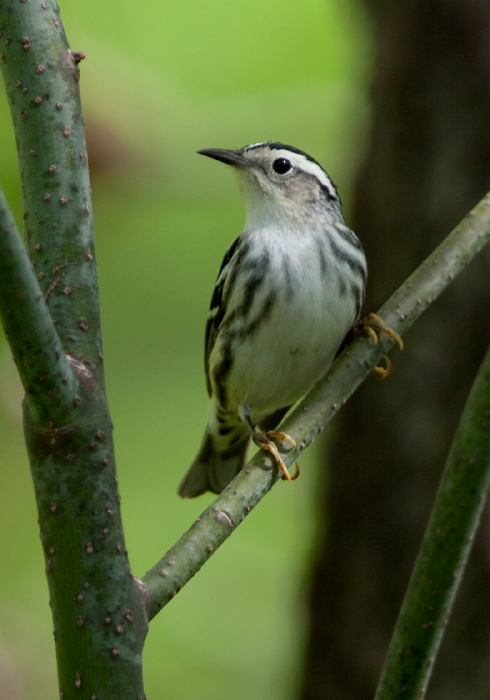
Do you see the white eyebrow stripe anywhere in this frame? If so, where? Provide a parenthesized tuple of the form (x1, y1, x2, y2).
(242, 142, 338, 198)
(270, 148, 337, 196)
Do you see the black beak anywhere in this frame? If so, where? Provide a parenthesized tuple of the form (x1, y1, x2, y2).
(197, 148, 250, 168)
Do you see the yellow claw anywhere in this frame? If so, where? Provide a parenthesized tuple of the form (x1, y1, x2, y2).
(363, 324, 379, 345)
(373, 354, 393, 380)
(287, 462, 301, 481)
(355, 312, 404, 378)
(359, 313, 404, 350)
(252, 430, 298, 483)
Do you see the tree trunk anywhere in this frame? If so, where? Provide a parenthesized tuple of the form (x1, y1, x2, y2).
(301, 1, 490, 697)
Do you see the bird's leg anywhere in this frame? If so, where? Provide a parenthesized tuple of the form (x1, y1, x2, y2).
(355, 312, 404, 379)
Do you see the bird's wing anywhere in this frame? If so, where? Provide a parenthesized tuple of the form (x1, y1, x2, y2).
(204, 236, 241, 396)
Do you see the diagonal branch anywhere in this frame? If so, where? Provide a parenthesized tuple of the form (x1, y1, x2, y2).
(142, 190, 490, 621)
(374, 343, 490, 699)
(0, 187, 75, 422)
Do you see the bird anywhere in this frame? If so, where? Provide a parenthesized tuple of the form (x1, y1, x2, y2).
(178, 141, 368, 498)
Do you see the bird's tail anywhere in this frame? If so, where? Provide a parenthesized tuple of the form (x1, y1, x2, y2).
(178, 430, 251, 498)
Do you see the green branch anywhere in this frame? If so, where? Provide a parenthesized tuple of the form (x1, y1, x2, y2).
(0, 3, 148, 697)
(0, 187, 75, 422)
(142, 191, 490, 620)
(374, 344, 490, 699)
(1, 0, 103, 374)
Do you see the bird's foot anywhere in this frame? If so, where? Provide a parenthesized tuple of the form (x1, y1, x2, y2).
(357, 312, 404, 348)
(252, 430, 299, 482)
(355, 312, 404, 379)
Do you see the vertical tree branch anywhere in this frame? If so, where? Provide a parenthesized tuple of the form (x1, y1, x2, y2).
(0, 3, 148, 697)
(1, 0, 102, 371)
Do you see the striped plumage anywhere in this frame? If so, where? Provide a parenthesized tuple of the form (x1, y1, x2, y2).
(178, 142, 367, 497)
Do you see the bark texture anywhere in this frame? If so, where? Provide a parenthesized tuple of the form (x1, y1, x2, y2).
(301, 1, 490, 697)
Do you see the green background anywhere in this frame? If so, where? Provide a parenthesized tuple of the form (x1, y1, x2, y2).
(0, 1, 372, 697)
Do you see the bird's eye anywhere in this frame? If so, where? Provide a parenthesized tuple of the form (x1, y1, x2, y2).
(272, 158, 292, 174)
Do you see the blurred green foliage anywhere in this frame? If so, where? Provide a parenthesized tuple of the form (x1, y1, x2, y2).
(0, 0, 372, 697)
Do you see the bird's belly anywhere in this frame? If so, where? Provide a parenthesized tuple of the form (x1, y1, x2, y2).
(223, 282, 356, 424)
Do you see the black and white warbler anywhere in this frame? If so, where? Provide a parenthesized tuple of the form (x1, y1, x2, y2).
(178, 142, 368, 498)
